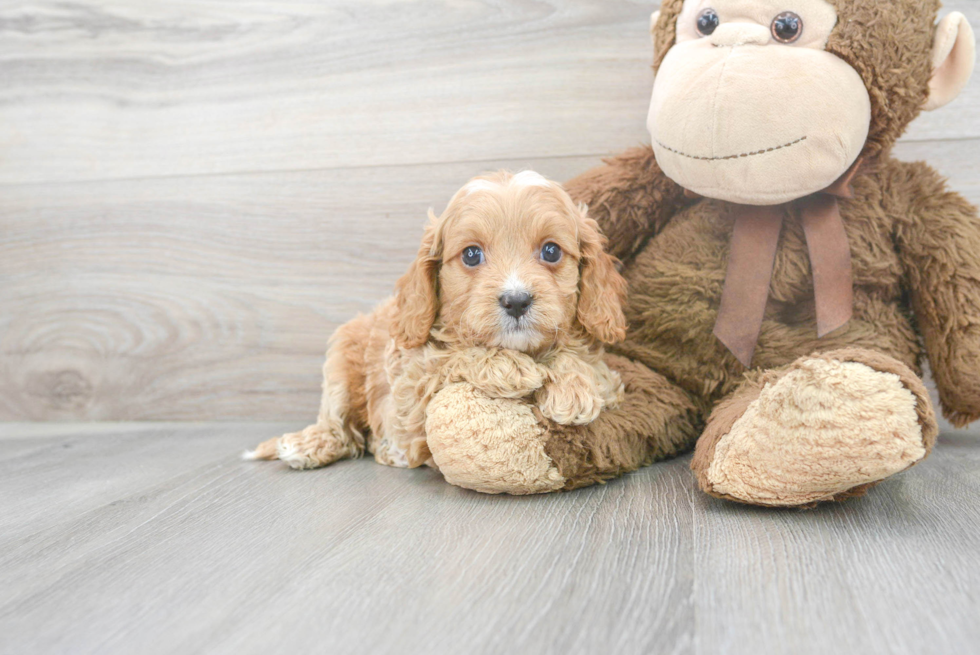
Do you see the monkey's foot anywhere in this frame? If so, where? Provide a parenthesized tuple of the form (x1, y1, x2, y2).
(692, 348, 938, 507)
(425, 383, 566, 495)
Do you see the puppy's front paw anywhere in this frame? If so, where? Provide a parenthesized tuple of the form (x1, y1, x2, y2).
(450, 348, 545, 399)
(535, 378, 603, 426)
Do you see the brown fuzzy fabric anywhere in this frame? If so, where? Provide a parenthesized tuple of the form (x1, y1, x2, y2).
(528, 1, 979, 505)
(892, 162, 980, 427)
(572, 154, 980, 416)
(543, 355, 700, 491)
(823, 0, 940, 160)
(652, 0, 685, 71)
(560, 149, 980, 504)
(564, 146, 689, 263)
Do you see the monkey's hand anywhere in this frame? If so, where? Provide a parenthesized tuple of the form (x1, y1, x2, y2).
(893, 161, 980, 429)
(936, 327, 980, 428)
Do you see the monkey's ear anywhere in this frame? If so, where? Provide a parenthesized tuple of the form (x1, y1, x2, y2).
(924, 12, 976, 111)
(390, 212, 441, 349)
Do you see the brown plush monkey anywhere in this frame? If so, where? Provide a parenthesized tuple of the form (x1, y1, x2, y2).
(424, 0, 979, 506)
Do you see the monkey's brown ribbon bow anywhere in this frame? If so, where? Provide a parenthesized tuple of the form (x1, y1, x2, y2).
(711, 163, 861, 368)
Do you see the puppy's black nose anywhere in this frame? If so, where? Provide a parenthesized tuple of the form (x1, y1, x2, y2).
(499, 292, 533, 318)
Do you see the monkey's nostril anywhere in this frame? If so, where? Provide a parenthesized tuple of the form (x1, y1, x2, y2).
(499, 292, 533, 319)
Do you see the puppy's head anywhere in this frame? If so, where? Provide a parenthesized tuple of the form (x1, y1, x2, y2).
(391, 171, 627, 351)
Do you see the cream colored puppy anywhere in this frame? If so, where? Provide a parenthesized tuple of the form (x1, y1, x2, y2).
(246, 171, 627, 471)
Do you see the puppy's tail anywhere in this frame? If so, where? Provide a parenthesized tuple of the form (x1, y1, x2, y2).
(242, 437, 280, 461)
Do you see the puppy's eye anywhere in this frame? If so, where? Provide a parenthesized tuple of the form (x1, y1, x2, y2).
(461, 246, 484, 267)
(771, 12, 803, 43)
(696, 8, 720, 36)
(540, 242, 562, 264)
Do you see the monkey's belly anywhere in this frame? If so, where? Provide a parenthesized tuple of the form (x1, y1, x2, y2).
(613, 204, 919, 401)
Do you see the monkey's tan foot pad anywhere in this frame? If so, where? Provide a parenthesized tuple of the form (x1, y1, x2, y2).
(693, 353, 937, 507)
(426, 383, 566, 495)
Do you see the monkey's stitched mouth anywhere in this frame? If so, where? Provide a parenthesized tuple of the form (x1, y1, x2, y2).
(655, 136, 807, 161)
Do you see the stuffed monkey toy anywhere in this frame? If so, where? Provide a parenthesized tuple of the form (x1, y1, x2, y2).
(424, 0, 980, 506)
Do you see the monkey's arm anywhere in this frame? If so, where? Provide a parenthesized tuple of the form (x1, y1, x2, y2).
(565, 146, 688, 263)
(894, 161, 980, 427)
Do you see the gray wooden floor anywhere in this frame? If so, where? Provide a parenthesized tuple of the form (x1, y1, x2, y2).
(2, 2, 979, 654)
(1, 422, 978, 655)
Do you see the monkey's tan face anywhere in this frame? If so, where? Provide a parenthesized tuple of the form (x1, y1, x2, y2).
(648, 0, 872, 205)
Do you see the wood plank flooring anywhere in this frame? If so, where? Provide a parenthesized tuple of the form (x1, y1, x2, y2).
(1, 422, 978, 655)
(3, 3, 979, 653)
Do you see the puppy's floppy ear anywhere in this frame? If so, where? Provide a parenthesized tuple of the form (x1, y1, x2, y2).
(391, 211, 442, 348)
(576, 205, 628, 344)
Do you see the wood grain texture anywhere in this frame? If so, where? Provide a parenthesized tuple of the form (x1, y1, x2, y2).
(1, 0, 978, 420)
(0, 156, 597, 420)
(0, 0, 657, 185)
(0, 0, 975, 186)
(0, 422, 978, 655)
(3, 144, 978, 421)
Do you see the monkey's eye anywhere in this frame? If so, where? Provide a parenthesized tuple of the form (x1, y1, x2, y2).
(540, 242, 562, 264)
(771, 12, 803, 43)
(696, 9, 720, 36)
(461, 246, 484, 267)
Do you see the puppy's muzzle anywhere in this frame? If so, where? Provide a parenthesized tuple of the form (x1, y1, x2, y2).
(499, 292, 533, 319)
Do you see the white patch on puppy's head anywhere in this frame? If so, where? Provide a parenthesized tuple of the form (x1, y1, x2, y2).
(510, 170, 551, 189)
(463, 171, 551, 197)
(464, 179, 499, 195)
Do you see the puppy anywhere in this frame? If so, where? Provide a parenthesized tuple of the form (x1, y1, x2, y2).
(246, 170, 628, 471)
